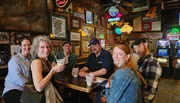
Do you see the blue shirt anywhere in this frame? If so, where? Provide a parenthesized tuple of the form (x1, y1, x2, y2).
(3, 53, 31, 95)
(104, 68, 141, 103)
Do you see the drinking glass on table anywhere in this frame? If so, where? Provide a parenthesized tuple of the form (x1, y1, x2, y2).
(85, 74, 94, 86)
(72, 67, 79, 77)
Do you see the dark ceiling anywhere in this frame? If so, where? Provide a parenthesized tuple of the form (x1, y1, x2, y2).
(99, 0, 180, 11)
(163, 0, 180, 10)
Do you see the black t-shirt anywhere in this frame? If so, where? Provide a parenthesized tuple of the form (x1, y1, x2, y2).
(85, 48, 114, 78)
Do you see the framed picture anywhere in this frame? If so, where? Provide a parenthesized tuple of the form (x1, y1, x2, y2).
(81, 37, 90, 55)
(70, 31, 81, 41)
(132, 0, 150, 12)
(0, 32, 9, 44)
(70, 16, 81, 30)
(72, 44, 80, 57)
(15, 32, 30, 45)
(83, 25, 94, 38)
(85, 10, 93, 24)
(50, 14, 67, 39)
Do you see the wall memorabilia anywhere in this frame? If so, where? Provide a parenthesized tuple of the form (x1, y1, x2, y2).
(70, 16, 81, 30)
(81, 37, 90, 55)
(0, 32, 9, 44)
(85, 10, 93, 24)
(50, 14, 67, 39)
(82, 25, 94, 38)
(70, 31, 81, 41)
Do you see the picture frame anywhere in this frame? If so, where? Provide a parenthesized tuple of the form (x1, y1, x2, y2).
(50, 14, 67, 39)
(81, 37, 90, 55)
(70, 16, 81, 30)
(72, 44, 81, 57)
(83, 25, 94, 38)
(15, 32, 30, 45)
(70, 31, 81, 41)
(132, 0, 150, 12)
(85, 10, 93, 24)
(0, 32, 9, 44)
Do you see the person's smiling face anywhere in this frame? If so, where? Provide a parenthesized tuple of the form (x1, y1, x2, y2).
(113, 46, 129, 67)
(20, 39, 31, 56)
(37, 41, 51, 58)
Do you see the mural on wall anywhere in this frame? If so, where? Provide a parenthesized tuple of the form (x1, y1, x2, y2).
(0, 0, 48, 32)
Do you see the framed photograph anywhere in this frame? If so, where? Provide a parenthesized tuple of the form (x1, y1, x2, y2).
(85, 10, 93, 24)
(72, 45, 80, 57)
(70, 16, 81, 30)
(70, 31, 81, 41)
(0, 32, 9, 44)
(50, 14, 67, 39)
(83, 25, 94, 38)
(81, 37, 90, 55)
(132, 0, 150, 12)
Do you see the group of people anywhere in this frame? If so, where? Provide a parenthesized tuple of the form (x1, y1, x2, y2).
(2, 35, 162, 103)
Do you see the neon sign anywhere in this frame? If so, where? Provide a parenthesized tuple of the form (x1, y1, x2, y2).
(56, 0, 69, 8)
(108, 6, 119, 17)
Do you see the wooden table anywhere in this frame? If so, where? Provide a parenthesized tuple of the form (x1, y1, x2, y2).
(54, 72, 98, 93)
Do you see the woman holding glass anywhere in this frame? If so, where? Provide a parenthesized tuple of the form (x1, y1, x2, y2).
(31, 35, 64, 103)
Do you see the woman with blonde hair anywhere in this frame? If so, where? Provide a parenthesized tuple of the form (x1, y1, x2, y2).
(97, 43, 144, 103)
(30, 35, 64, 103)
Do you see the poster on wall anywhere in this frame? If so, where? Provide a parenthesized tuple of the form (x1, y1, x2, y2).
(85, 10, 93, 24)
(132, 0, 150, 12)
(82, 26, 94, 38)
(141, 4, 161, 31)
(0, 32, 9, 44)
(142, 4, 161, 22)
(50, 14, 67, 39)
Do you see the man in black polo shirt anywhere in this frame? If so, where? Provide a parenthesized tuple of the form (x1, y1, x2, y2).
(79, 38, 114, 78)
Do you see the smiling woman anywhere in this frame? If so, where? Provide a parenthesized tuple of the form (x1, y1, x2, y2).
(2, 37, 32, 103)
(30, 35, 64, 103)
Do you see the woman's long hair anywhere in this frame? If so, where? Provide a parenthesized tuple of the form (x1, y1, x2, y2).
(113, 43, 137, 71)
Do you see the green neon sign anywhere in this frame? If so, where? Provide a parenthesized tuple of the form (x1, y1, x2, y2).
(171, 28, 179, 35)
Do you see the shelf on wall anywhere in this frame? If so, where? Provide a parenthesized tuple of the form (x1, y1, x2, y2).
(0, 41, 9, 44)
(0, 65, 8, 69)
(0, 76, 5, 81)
